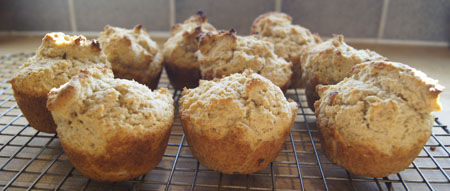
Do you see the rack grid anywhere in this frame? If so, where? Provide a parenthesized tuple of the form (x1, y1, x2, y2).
(0, 53, 449, 190)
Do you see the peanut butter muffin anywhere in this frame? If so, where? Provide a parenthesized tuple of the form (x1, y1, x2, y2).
(197, 30, 293, 92)
(47, 67, 174, 181)
(98, 24, 163, 89)
(9, 33, 111, 133)
(301, 35, 386, 110)
(251, 12, 321, 88)
(315, 61, 444, 177)
(162, 11, 216, 89)
(179, 71, 297, 174)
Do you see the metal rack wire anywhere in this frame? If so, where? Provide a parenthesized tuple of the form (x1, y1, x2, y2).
(0, 53, 449, 190)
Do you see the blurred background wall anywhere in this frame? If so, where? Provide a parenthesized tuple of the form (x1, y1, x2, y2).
(0, 0, 449, 45)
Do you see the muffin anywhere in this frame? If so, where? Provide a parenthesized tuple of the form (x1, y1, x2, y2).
(98, 24, 163, 89)
(47, 67, 174, 181)
(162, 11, 216, 89)
(314, 61, 444, 177)
(9, 32, 111, 133)
(197, 30, 293, 92)
(179, 71, 298, 174)
(251, 12, 321, 88)
(301, 35, 386, 110)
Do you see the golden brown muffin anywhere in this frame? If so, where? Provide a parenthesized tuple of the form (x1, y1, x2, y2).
(162, 11, 216, 89)
(9, 32, 111, 133)
(47, 67, 174, 181)
(251, 12, 321, 88)
(301, 35, 386, 110)
(179, 71, 297, 174)
(315, 61, 444, 177)
(98, 24, 163, 89)
(197, 30, 293, 92)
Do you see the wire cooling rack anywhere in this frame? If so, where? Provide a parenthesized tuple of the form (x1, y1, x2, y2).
(0, 53, 449, 191)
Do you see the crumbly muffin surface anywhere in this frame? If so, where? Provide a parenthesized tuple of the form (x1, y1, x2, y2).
(251, 12, 321, 88)
(315, 61, 444, 177)
(180, 71, 297, 149)
(197, 30, 292, 89)
(47, 67, 174, 154)
(251, 12, 319, 64)
(301, 35, 385, 85)
(98, 25, 162, 78)
(11, 32, 110, 95)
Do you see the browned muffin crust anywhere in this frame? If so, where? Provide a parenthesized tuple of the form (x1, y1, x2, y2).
(12, 90, 56, 133)
(59, 123, 171, 181)
(181, 109, 296, 174)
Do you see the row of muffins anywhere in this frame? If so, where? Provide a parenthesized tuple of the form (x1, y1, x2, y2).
(9, 10, 444, 181)
(8, 12, 298, 180)
(256, 13, 443, 177)
(123, 11, 444, 177)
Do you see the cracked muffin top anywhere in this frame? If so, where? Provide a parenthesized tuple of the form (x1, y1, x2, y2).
(301, 35, 386, 85)
(197, 30, 292, 89)
(10, 32, 110, 95)
(98, 25, 162, 77)
(251, 12, 320, 63)
(162, 11, 216, 69)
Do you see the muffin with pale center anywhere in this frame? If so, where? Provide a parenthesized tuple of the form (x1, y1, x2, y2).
(315, 61, 444, 177)
(47, 67, 174, 181)
(179, 71, 297, 174)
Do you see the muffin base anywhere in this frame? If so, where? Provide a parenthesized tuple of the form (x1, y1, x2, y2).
(180, 107, 297, 174)
(164, 62, 201, 90)
(58, 124, 172, 181)
(289, 58, 304, 89)
(305, 76, 321, 111)
(12, 90, 57, 133)
(316, 120, 429, 177)
(279, 80, 291, 94)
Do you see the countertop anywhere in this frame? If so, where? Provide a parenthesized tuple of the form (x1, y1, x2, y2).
(1, 35, 449, 125)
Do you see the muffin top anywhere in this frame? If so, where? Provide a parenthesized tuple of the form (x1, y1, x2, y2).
(162, 11, 216, 68)
(251, 12, 320, 62)
(170, 10, 216, 36)
(315, 61, 443, 155)
(350, 61, 443, 113)
(47, 66, 174, 155)
(197, 30, 292, 88)
(98, 25, 162, 75)
(10, 32, 110, 95)
(179, 71, 297, 149)
(301, 35, 386, 85)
